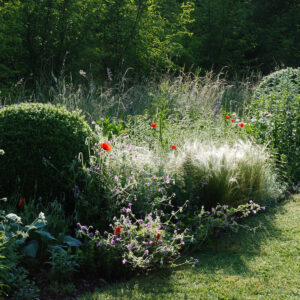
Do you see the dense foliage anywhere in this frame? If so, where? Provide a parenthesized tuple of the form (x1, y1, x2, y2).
(0, 68, 294, 298)
(248, 68, 300, 183)
(0, 0, 299, 90)
(0, 103, 92, 198)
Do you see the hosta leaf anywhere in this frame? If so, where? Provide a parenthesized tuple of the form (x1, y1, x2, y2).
(23, 240, 39, 257)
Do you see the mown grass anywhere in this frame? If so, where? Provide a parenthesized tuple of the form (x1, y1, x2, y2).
(81, 194, 300, 300)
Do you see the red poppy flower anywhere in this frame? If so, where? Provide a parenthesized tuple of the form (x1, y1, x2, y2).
(231, 119, 235, 123)
(171, 145, 177, 150)
(156, 233, 161, 239)
(114, 225, 121, 235)
(18, 197, 25, 207)
(239, 123, 244, 128)
(100, 142, 112, 151)
(225, 115, 230, 119)
(151, 123, 157, 129)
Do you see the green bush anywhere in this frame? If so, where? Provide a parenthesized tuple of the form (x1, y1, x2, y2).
(249, 68, 300, 183)
(0, 103, 92, 198)
(253, 67, 300, 98)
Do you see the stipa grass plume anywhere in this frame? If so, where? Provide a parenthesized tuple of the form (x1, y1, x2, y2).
(165, 139, 282, 208)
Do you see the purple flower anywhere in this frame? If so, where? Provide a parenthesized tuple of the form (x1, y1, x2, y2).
(144, 249, 149, 255)
(129, 176, 133, 181)
(77, 241, 81, 247)
(249, 200, 253, 204)
(165, 252, 168, 256)
(126, 244, 132, 249)
(146, 222, 151, 228)
(261, 206, 266, 211)
(122, 258, 127, 264)
(180, 240, 185, 245)
(253, 210, 257, 214)
(146, 182, 150, 187)
(230, 217, 235, 221)
(111, 240, 115, 245)
(158, 188, 162, 193)
(81, 225, 88, 230)
(196, 196, 200, 200)
(92, 121, 96, 125)
(122, 207, 127, 212)
(42, 157, 46, 162)
(134, 195, 137, 201)
(163, 246, 168, 250)
(207, 211, 211, 215)
(89, 232, 94, 237)
(224, 205, 229, 209)
(96, 242, 100, 247)
(128, 202, 133, 207)
(137, 219, 143, 224)
(114, 175, 118, 181)
(149, 240, 153, 245)
(174, 230, 177, 234)
(165, 176, 170, 184)
(195, 259, 199, 263)
(203, 182, 208, 185)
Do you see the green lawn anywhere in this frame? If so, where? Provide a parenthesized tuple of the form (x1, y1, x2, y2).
(81, 195, 300, 300)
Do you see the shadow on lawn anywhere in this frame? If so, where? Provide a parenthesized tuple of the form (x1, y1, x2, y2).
(89, 198, 290, 299)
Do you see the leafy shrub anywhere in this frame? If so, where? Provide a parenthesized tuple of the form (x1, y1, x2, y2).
(0, 210, 81, 260)
(76, 200, 191, 276)
(5, 266, 40, 300)
(46, 247, 79, 282)
(76, 197, 267, 278)
(249, 69, 300, 183)
(0, 233, 10, 297)
(253, 68, 300, 98)
(0, 103, 92, 198)
(165, 140, 282, 208)
(72, 129, 173, 231)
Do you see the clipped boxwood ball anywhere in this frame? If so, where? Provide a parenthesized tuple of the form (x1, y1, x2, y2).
(0, 103, 92, 198)
(254, 67, 300, 98)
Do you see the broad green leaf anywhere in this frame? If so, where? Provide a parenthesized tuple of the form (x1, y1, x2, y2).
(63, 235, 81, 247)
(35, 230, 56, 240)
(23, 240, 39, 258)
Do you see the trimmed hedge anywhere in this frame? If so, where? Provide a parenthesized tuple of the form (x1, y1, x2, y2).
(249, 68, 300, 183)
(254, 67, 300, 98)
(0, 103, 92, 198)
